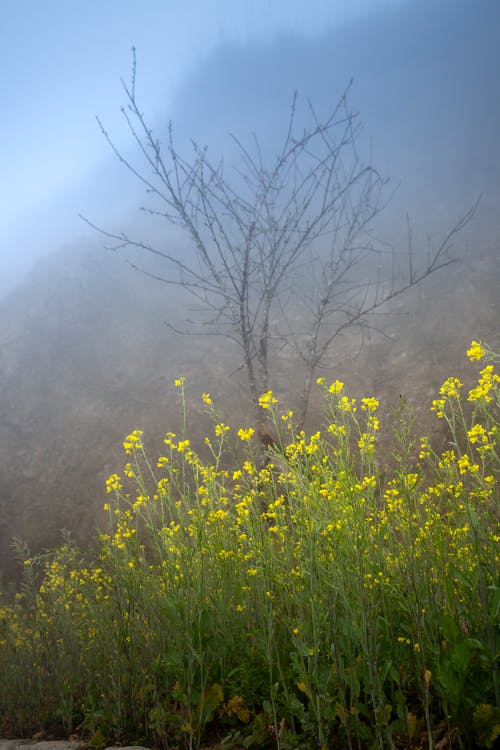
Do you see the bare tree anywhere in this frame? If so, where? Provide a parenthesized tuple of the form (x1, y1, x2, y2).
(84, 51, 474, 434)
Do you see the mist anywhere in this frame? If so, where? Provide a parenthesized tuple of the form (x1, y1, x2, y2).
(0, 0, 499, 580)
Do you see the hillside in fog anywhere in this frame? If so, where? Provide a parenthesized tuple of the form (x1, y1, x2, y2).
(1, 226, 498, 581)
(0, 0, 499, 581)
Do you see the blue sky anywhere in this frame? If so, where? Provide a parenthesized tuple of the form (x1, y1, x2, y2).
(1, 0, 498, 296)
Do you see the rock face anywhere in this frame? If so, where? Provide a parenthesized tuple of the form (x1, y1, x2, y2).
(0, 743, 84, 750)
(0, 743, 149, 750)
(0, 217, 498, 583)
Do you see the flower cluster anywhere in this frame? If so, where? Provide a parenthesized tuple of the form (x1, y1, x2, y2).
(1, 342, 498, 750)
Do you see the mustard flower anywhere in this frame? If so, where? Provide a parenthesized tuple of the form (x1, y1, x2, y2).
(431, 398, 446, 418)
(327, 422, 346, 436)
(305, 431, 321, 454)
(123, 428, 143, 454)
(419, 437, 431, 459)
(467, 340, 485, 361)
(338, 395, 356, 412)
(358, 432, 375, 455)
(468, 365, 500, 403)
(201, 392, 212, 405)
(258, 390, 278, 409)
(174, 377, 185, 387)
(439, 377, 463, 399)
(361, 396, 379, 412)
(328, 379, 344, 395)
(133, 494, 148, 510)
(458, 454, 479, 475)
(468, 423, 487, 444)
(105, 473, 122, 494)
(237, 427, 255, 441)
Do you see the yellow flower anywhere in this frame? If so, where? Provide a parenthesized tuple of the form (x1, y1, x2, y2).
(457, 454, 479, 475)
(328, 380, 344, 395)
(419, 437, 431, 459)
(133, 494, 148, 510)
(123, 428, 143, 454)
(215, 423, 230, 437)
(439, 377, 463, 399)
(361, 396, 379, 412)
(358, 432, 375, 455)
(431, 398, 446, 418)
(468, 424, 487, 444)
(258, 390, 278, 409)
(237, 427, 255, 441)
(467, 340, 485, 361)
(174, 377, 185, 387)
(327, 422, 346, 436)
(305, 431, 321, 454)
(105, 473, 122, 494)
(243, 461, 255, 475)
(201, 392, 212, 405)
(468, 365, 500, 403)
(338, 395, 356, 412)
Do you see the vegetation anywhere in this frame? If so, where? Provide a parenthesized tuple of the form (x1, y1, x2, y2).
(0, 341, 498, 749)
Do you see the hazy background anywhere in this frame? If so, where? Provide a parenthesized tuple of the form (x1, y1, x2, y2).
(0, 0, 412, 296)
(0, 0, 499, 579)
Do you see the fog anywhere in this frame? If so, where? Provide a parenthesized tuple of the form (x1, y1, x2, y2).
(0, 0, 499, 579)
(0, 0, 409, 297)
